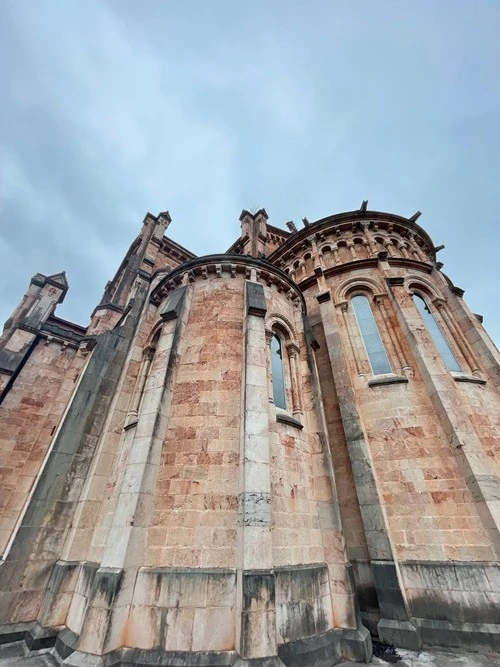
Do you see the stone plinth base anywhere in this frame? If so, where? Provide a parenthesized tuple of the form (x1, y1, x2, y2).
(377, 619, 422, 650)
(417, 619, 500, 653)
(0, 623, 372, 666)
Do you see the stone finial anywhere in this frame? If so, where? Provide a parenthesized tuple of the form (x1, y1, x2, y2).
(302, 217, 310, 227)
(360, 200, 368, 212)
(254, 208, 269, 220)
(409, 211, 422, 222)
(158, 211, 172, 223)
(239, 209, 252, 221)
(286, 221, 298, 233)
(434, 244, 445, 253)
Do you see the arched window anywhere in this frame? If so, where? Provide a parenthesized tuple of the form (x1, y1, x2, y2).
(412, 294, 461, 372)
(352, 295, 392, 375)
(271, 334, 287, 409)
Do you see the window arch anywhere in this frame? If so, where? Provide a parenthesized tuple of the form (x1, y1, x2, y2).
(125, 327, 161, 427)
(336, 242, 351, 263)
(412, 293, 461, 372)
(265, 314, 303, 420)
(351, 294, 392, 375)
(352, 237, 369, 260)
(271, 334, 287, 409)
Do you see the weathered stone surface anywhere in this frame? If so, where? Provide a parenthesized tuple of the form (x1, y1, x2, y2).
(1, 206, 500, 663)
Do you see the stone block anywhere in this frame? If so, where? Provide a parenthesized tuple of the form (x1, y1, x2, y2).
(165, 607, 195, 651)
(417, 618, 500, 652)
(160, 286, 187, 321)
(338, 625, 372, 662)
(240, 610, 277, 660)
(377, 618, 422, 650)
(158, 570, 208, 609)
(371, 561, 409, 622)
(206, 571, 237, 607)
(278, 628, 341, 667)
(246, 282, 267, 318)
(242, 572, 275, 613)
(238, 493, 271, 527)
(192, 606, 235, 651)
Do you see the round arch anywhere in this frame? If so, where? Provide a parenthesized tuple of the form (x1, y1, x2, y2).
(404, 274, 444, 301)
(335, 276, 385, 303)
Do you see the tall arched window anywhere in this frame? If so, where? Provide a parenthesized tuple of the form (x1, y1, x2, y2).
(412, 294, 461, 372)
(352, 295, 392, 375)
(271, 334, 286, 409)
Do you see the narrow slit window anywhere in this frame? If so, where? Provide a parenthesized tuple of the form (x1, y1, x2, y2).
(352, 295, 392, 375)
(271, 334, 286, 409)
(413, 294, 461, 372)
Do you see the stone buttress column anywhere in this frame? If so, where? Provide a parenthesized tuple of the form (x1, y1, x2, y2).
(0, 273, 68, 396)
(236, 279, 284, 666)
(70, 285, 191, 661)
(286, 342, 303, 417)
(315, 289, 422, 649)
(305, 322, 372, 661)
(440, 283, 500, 389)
(386, 277, 500, 558)
(361, 222, 378, 256)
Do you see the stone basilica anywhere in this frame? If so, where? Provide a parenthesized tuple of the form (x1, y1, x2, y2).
(0, 204, 499, 666)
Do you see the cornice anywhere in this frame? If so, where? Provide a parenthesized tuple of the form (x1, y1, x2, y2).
(267, 209, 436, 265)
(160, 236, 197, 262)
(290, 257, 434, 293)
(149, 254, 306, 312)
(387, 258, 434, 273)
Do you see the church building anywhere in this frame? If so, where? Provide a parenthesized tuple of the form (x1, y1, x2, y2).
(0, 204, 499, 665)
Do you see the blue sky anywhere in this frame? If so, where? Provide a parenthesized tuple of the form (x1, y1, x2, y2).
(1, 1, 499, 343)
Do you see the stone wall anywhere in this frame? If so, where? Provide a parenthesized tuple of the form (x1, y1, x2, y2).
(272, 210, 500, 650)
(0, 340, 85, 556)
(148, 277, 243, 569)
(1, 206, 499, 661)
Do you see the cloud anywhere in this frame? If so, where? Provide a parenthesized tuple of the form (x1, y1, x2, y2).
(0, 0, 499, 344)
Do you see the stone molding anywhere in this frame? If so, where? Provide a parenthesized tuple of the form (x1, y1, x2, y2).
(267, 210, 435, 267)
(0, 562, 373, 664)
(150, 255, 305, 310)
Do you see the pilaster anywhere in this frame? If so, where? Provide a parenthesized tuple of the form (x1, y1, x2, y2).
(316, 289, 421, 649)
(0, 273, 68, 398)
(76, 285, 191, 657)
(237, 280, 281, 663)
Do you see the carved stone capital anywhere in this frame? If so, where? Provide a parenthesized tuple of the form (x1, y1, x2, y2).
(432, 296, 447, 309)
(265, 329, 275, 344)
(373, 292, 388, 304)
(317, 290, 332, 304)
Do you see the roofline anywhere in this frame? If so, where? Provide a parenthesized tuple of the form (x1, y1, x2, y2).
(267, 223, 290, 237)
(225, 223, 290, 254)
(150, 253, 307, 312)
(267, 209, 436, 263)
(46, 315, 88, 335)
(161, 235, 197, 259)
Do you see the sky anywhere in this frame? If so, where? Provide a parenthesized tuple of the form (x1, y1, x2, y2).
(0, 0, 499, 344)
